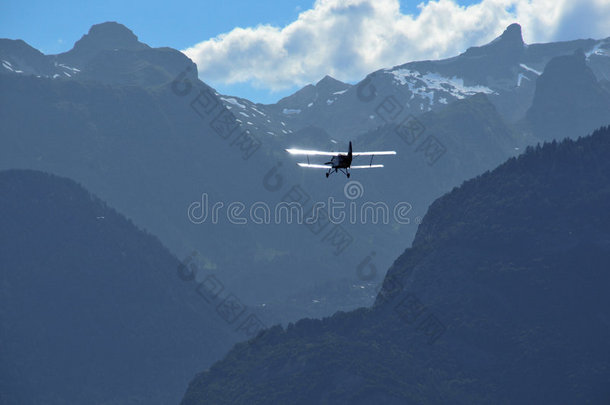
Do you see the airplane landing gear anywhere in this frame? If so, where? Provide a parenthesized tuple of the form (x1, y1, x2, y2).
(325, 172, 329, 178)
(347, 173, 350, 178)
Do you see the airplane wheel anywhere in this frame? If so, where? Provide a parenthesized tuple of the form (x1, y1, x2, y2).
(326, 172, 329, 178)
(347, 173, 350, 178)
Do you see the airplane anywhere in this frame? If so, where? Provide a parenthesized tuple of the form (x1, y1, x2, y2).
(286, 141, 396, 178)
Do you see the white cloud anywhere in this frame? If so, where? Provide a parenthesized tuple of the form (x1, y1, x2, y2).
(183, 0, 610, 91)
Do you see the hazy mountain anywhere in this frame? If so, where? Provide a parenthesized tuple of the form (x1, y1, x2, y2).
(263, 75, 352, 129)
(2, 19, 610, 405)
(278, 75, 351, 109)
(1, 22, 197, 87)
(2, 21, 608, 327)
(213, 75, 352, 144)
(1, 44, 371, 324)
(526, 49, 610, 142)
(180, 126, 610, 405)
(0, 170, 240, 405)
(0, 22, 525, 324)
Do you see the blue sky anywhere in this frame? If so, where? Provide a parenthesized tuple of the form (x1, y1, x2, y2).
(1, 1, 477, 53)
(1, 0, 605, 103)
(1, 1, 309, 53)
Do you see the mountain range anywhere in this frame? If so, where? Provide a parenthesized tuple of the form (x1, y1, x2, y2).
(3, 23, 608, 323)
(2, 20, 610, 404)
(2, 21, 610, 322)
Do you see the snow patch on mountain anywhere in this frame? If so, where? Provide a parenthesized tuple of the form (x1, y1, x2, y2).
(517, 73, 530, 87)
(585, 42, 608, 59)
(519, 64, 541, 75)
(2, 60, 14, 71)
(221, 97, 246, 109)
(387, 68, 496, 101)
(58, 63, 81, 73)
(2, 60, 23, 73)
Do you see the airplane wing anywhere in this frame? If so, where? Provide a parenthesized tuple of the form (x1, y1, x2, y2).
(286, 148, 396, 156)
(352, 151, 396, 156)
(297, 163, 384, 169)
(351, 164, 384, 169)
(286, 149, 338, 156)
(297, 163, 331, 169)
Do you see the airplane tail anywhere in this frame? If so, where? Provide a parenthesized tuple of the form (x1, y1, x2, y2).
(348, 141, 353, 161)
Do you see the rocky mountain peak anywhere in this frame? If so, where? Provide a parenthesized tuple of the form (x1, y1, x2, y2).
(500, 23, 524, 45)
(316, 74, 339, 86)
(56, 21, 149, 66)
(315, 74, 349, 91)
(72, 21, 149, 53)
(463, 23, 524, 59)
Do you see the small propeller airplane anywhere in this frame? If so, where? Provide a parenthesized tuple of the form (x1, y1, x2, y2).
(286, 141, 396, 178)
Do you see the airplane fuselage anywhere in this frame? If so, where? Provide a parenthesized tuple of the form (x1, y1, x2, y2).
(326, 141, 353, 171)
(329, 154, 352, 169)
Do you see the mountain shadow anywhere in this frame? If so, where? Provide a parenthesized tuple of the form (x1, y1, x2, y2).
(0, 170, 240, 405)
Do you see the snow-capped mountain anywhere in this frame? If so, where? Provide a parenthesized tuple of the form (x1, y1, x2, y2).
(4, 22, 608, 145)
(216, 75, 352, 142)
(1, 22, 197, 87)
(244, 24, 610, 141)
